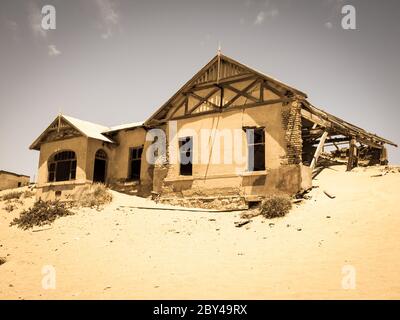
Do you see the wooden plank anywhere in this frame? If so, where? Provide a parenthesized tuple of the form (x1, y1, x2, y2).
(187, 87, 220, 114)
(191, 74, 256, 91)
(264, 82, 285, 98)
(310, 131, 329, 170)
(224, 79, 259, 108)
(168, 98, 289, 121)
(223, 83, 259, 103)
(346, 138, 357, 171)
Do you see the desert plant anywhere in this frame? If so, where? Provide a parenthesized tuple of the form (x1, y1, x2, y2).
(10, 200, 73, 230)
(4, 203, 15, 213)
(1, 191, 23, 201)
(0, 257, 6, 266)
(73, 183, 112, 208)
(260, 195, 292, 219)
(22, 190, 35, 198)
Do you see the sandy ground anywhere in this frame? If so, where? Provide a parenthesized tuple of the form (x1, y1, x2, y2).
(0, 165, 399, 300)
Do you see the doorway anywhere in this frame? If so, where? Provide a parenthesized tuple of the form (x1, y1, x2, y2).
(93, 150, 107, 183)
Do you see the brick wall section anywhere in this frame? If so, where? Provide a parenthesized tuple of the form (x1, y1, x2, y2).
(281, 101, 303, 165)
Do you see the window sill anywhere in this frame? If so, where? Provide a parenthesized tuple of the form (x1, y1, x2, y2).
(240, 170, 268, 177)
(39, 180, 87, 187)
(164, 176, 194, 182)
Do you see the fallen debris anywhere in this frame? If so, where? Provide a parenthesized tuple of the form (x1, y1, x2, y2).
(323, 190, 336, 199)
(235, 220, 251, 228)
(0, 257, 6, 266)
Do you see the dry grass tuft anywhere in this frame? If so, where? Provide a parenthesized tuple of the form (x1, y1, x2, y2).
(10, 200, 73, 230)
(1, 191, 23, 201)
(260, 195, 292, 219)
(4, 203, 16, 213)
(72, 183, 113, 208)
(22, 190, 35, 199)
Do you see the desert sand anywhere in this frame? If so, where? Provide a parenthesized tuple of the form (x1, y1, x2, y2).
(0, 165, 399, 300)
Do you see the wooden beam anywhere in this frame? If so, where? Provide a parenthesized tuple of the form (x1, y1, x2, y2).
(187, 87, 220, 114)
(167, 98, 186, 120)
(264, 81, 285, 98)
(310, 131, 329, 170)
(223, 83, 259, 103)
(168, 98, 290, 122)
(191, 74, 257, 91)
(300, 108, 331, 129)
(346, 138, 357, 171)
(314, 137, 350, 144)
(224, 79, 259, 108)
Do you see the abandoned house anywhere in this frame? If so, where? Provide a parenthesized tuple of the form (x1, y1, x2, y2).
(0, 170, 30, 191)
(29, 54, 397, 208)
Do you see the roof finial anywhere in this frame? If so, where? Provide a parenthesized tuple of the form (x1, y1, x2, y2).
(217, 42, 222, 84)
(57, 107, 62, 132)
(217, 41, 221, 56)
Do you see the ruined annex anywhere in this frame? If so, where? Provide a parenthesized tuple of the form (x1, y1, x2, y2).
(29, 54, 397, 208)
(0, 170, 30, 191)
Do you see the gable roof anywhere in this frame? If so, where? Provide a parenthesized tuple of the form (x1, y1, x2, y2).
(62, 115, 113, 142)
(104, 121, 144, 134)
(0, 170, 30, 178)
(145, 53, 308, 125)
(30, 115, 114, 150)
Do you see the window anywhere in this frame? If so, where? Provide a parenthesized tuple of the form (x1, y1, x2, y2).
(48, 151, 77, 182)
(129, 147, 143, 181)
(245, 127, 265, 172)
(179, 136, 193, 176)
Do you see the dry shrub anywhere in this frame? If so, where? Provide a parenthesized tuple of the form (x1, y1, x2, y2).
(0, 257, 6, 266)
(10, 200, 73, 230)
(2, 191, 23, 201)
(4, 203, 15, 213)
(22, 190, 35, 198)
(73, 183, 112, 208)
(260, 195, 292, 219)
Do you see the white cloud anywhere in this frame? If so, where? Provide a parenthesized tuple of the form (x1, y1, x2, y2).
(254, 11, 265, 25)
(94, 0, 120, 39)
(48, 44, 61, 57)
(28, 2, 47, 38)
(254, 3, 279, 25)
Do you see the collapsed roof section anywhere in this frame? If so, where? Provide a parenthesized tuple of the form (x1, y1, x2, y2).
(301, 101, 397, 148)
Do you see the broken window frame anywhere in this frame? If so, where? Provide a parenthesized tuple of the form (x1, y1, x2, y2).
(48, 151, 77, 182)
(244, 127, 266, 172)
(128, 146, 143, 181)
(179, 136, 193, 176)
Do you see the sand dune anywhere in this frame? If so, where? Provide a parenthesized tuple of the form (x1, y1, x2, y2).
(1, 165, 399, 299)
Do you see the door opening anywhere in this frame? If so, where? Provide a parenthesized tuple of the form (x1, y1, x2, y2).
(93, 150, 107, 183)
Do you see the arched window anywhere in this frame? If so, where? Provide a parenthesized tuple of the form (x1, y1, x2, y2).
(48, 151, 77, 182)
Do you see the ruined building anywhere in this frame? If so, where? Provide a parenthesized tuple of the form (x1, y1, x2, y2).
(0, 170, 30, 191)
(29, 54, 397, 207)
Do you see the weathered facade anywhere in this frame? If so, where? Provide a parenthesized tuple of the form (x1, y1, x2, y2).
(0, 170, 30, 191)
(29, 54, 397, 206)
